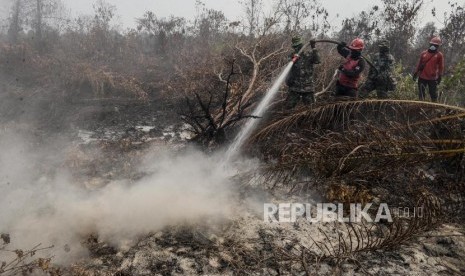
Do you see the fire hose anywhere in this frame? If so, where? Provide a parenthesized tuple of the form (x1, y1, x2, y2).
(294, 39, 379, 100)
(314, 69, 339, 99)
(296, 39, 378, 75)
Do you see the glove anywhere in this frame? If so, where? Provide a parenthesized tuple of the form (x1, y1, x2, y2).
(310, 39, 316, 49)
(339, 41, 347, 48)
(437, 76, 442, 85)
(292, 54, 300, 62)
(412, 73, 418, 81)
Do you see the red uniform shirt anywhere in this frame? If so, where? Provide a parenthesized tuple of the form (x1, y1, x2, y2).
(415, 50, 444, 81)
(339, 57, 363, 89)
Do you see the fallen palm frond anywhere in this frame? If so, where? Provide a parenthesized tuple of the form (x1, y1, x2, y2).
(250, 100, 465, 180)
(253, 99, 465, 140)
(240, 99, 465, 270)
(216, 190, 443, 274)
(258, 189, 446, 274)
(250, 100, 465, 217)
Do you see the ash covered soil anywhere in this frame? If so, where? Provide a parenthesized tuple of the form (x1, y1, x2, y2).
(2, 95, 465, 275)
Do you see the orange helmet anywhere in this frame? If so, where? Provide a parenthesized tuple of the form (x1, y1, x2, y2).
(348, 38, 365, 51)
(430, 36, 442, 46)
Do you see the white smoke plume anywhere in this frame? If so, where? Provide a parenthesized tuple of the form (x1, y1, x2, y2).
(0, 131, 235, 264)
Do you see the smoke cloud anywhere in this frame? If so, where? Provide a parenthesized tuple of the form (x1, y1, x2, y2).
(0, 131, 235, 264)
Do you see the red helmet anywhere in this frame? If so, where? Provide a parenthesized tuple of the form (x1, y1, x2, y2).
(349, 38, 365, 51)
(430, 36, 442, 46)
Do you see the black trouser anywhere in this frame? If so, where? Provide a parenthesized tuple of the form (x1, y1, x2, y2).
(418, 78, 438, 102)
(335, 82, 357, 98)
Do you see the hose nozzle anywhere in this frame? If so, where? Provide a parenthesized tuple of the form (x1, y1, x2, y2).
(292, 54, 300, 63)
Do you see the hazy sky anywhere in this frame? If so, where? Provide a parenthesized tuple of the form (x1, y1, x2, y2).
(0, 0, 456, 30)
(63, 0, 450, 29)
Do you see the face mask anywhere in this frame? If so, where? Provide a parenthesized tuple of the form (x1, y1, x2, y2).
(351, 51, 361, 58)
(429, 45, 437, 51)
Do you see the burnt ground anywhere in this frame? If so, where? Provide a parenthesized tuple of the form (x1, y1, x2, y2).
(0, 93, 184, 140)
(0, 72, 185, 141)
(1, 85, 465, 275)
(0, 85, 192, 182)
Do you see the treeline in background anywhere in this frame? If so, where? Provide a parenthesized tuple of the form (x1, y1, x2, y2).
(0, 0, 464, 139)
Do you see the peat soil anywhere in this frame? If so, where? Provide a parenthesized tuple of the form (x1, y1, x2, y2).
(1, 88, 465, 275)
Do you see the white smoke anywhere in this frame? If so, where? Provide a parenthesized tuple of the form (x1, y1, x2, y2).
(0, 131, 236, 264)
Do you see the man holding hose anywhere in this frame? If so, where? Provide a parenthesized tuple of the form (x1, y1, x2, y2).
(336, 38, 366, 98)
(285, 36, 321, 108)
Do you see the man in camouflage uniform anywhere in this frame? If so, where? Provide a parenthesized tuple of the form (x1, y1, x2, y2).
(359, 40, 397, 99)
(285, 36, 321, 108)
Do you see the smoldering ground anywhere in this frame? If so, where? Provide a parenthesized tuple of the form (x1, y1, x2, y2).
(0, 130, 240, 264)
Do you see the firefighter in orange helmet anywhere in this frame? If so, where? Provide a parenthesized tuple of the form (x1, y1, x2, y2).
(335, 38, 366, 98)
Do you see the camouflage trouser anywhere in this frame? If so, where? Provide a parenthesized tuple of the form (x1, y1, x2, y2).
(286, 88, 315, 108)
(359, 79, 389, 99)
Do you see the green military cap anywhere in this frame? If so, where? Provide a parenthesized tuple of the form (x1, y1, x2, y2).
(292, 36, 303, 47)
